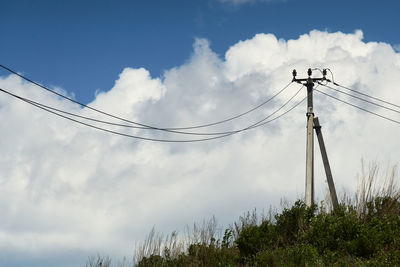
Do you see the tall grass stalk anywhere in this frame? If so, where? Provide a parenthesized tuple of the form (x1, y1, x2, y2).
(132, 216, 221, 265)
(354, 160, 399, 217)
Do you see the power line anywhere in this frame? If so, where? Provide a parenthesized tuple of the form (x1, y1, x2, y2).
(0, 87, 305, 142)
(318, 82, 400, 114)
(0, 64, 293, 131)
(331, 80, 400, 109)
(245, 85, 305, 129)
(168, 80, 294, 130)
(250, 94, 306, 128)
(0, 90, 227, 136)
(0, 87, 233, 142)
(314, 89, 400, 125)
(0, 83, 303, 136)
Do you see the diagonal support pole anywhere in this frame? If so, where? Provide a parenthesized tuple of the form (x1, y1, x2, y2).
(313, 117, 339, 211)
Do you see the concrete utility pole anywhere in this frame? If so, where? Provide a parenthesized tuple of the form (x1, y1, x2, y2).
(305, 71, 314, 207)
(292, 68, 339, 210)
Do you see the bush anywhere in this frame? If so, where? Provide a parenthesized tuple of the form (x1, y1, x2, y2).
(133, 198, 400, 266)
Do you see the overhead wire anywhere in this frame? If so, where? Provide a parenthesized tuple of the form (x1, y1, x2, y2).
(0, 86, 306, 141)
(0, 64, 293, 131)
(317, 82, 400, 114)
(0, 87, 234, 142)
(311, 68, 324, 76)
(1, 86, 303, 136)
(330, 80, 400, 110)
(314, 89, 400, 125)
(245, 84, 305, 129)
(0, 82, 302, 136)
(0, 90, 230, 136)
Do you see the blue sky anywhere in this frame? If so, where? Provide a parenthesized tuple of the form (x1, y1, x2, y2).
(1, 1, 400, 267)
(1, 0, 399, 103)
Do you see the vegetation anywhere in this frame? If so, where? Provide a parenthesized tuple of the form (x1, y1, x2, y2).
(85, 162, 400, 266)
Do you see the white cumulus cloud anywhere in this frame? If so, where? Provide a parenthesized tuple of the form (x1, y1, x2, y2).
(0, 30, 400, 266)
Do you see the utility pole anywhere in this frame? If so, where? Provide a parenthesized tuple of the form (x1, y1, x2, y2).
(292, 68, 339, 210)
(305, 70, 314, 207)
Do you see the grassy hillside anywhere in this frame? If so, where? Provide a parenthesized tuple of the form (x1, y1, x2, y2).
(86, 162, 400, 267)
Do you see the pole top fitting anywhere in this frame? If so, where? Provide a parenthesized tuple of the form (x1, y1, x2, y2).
(307, 68, 312, 77)
(322, 69, 327, 77)
(292, 69, 297, 78)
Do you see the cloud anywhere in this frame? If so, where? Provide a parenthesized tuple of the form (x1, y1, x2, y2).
(1, 30, 400, 266)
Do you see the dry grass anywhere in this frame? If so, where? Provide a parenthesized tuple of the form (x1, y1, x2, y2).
(132, 216, 221, 265)
(354, 160, 399, 217)
(322, 160, 399, 216)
